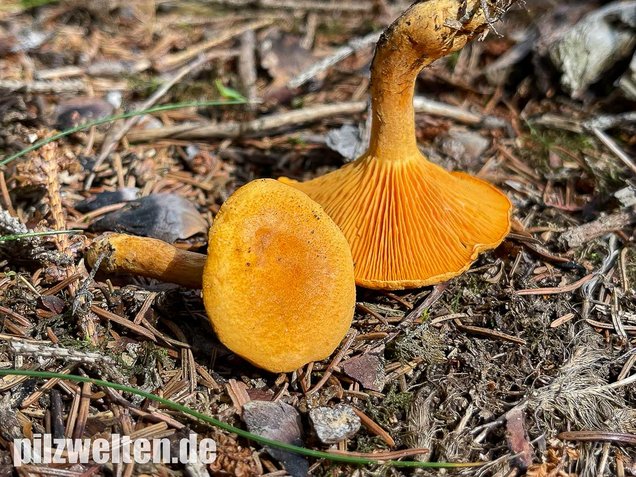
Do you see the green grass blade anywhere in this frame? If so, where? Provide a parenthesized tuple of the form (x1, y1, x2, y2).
(0, 99, 246, 168)
(214, 79, 247, 101)
(0, 229, 82, 242)
(0, 369, 482, 469)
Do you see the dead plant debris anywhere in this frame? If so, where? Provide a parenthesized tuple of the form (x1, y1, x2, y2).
(0, 0, 634, 476)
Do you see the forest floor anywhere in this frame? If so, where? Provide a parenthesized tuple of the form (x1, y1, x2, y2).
(0, 0, 635, 476)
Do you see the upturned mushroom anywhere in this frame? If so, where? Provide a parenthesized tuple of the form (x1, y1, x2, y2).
(279, 0, 513, 290)
(86, 179, 356, 373)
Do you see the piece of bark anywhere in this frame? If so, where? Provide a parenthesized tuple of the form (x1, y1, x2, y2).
(505, 407, 534, 470)
(341, 353, 385, 392)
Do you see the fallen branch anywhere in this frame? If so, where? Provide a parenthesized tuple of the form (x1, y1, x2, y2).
(0, 79, 86, 94)
(202, 0, 374, 12)
(561, 211, 635, 248)
(9, 341, 117, 366)
(125, 97, 507, 143)
(154, 18, 274, 71)
(558, 431, 636, 446)
(453, 319, 527, 345)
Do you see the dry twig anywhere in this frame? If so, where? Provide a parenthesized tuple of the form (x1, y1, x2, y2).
(123, 96, 507, 143)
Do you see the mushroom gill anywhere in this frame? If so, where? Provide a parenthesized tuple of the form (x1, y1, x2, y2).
(280, 0, 513, 290)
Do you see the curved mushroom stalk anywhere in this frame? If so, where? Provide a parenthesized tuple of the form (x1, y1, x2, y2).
(86, 180, 356, 373)
(369, 0, 498, 158)
(280, 0, 513, 290)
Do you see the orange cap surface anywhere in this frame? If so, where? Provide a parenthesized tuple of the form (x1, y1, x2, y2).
(202, 179, 356, 372)
(280, 0, 512, 290)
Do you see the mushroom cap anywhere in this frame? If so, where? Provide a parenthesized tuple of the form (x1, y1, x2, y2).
(202, 179, 356, 372)
(280, 153, 512, 290)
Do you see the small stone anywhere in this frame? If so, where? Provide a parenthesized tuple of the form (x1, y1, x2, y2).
(615, 186, 636, 208)
(547, 2, 636, 98)
(438, 127, 490, 165)
(53, 97, 114, 130)
(341, 353, 385, 392)
(243, 400, 308, 477)
(75, 188, 139, 213)
(106, 90, 122, 109)
(325, 124, 366, 161)
(309, 404, 361, 444)
(89, 193, 207, 242)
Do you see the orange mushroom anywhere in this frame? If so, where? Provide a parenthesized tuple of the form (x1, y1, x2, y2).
(279, 0, 513, 290)
(203, 179, 355, 372)
(87, 179, 356, 373)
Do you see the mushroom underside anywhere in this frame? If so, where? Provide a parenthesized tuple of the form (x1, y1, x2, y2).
(280, 154, 512, 290)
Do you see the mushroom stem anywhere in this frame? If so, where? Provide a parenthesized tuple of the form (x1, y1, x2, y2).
(86, 234, 205, 289)
(368, 0, 493, 158)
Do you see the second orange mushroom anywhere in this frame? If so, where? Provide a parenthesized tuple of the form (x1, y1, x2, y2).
(280, 0, 513, 290)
